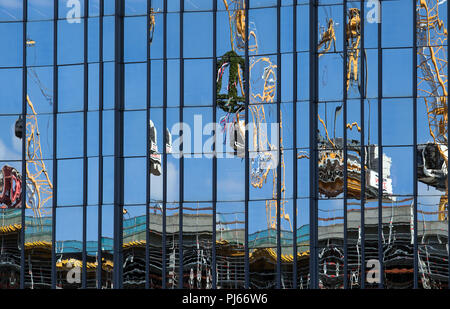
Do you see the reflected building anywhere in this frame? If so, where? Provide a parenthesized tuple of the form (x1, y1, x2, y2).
(1, 203, 448, 289)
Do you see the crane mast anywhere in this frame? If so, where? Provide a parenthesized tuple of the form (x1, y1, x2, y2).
(222, 0, 291, 232)
(417, 0, 448, 221)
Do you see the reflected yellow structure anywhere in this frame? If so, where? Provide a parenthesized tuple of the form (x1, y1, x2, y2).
(417, 0, 448, 222)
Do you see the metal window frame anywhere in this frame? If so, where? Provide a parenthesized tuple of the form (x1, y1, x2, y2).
(97, 0, 105, 290)
(162, 0, 168, 290)
(244, 0, 250, 290)
(113, 0, 125, 289)
(145, 0, 152, 290)
(413, 0, 419, 290)
(448, 0, 450, 291)
(360, 0, 366, 289)
(179, 0, 185, 290)
(276, 0, 282, 289)
(51, 0, 59, 290)
(309, 0, 319, 289)
(82, 0, 89, 289)
(212, 0, 218, 290)
(342, 0, 349, 290)
(292, 0, 299, 290)
(377, 0, 384, 289)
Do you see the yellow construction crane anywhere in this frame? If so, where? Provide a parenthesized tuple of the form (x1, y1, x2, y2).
(346, 8, 362, 92)
(149, 8, 161, 44)
(313, 8, 368, 200)
(22, 96, 53, 219)
(12, 40, 54, 221)
(223, 0, 258, 52)
(318, 18, 337, 57)
(249, 58, 291, 231)
(417, 0, 448, 221)
(222, 0, 292, 232)
(318, 8, 363, 93)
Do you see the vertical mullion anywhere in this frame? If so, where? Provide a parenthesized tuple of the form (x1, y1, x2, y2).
(146, 0, 152, 290)
(51, 0, 58, 289)
(212, 0, 218, 290)
(162, 0, 168, 290)
(412, 0, 418, 290)
(309, 0, 319, 289)
(20, 0, 28, 290)
(82, 0, 89, 289)
(448, 0, 450, 290)
(244, 0, 250, 289)
(447, 0, 450, 291)
(359, 0, 366, 289)
(179, 0, 185, 290)
(292, 0, 298, 290)
(342, 0, 348, 290)
(97, 0, 105, 290)
(113, 0, 125, 289)
(276, 0, 282, 289)
(377, 1, 384, 289)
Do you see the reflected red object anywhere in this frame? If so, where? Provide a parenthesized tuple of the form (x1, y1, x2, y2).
(0, 166, 22, 209)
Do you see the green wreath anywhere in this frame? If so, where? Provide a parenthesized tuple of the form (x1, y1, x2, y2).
(216, 50, 246, 114)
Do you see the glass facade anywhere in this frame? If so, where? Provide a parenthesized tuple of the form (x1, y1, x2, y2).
(0, 0, 448, 289)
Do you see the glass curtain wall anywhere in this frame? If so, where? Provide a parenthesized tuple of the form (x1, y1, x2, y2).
(0, 0, 448, 289)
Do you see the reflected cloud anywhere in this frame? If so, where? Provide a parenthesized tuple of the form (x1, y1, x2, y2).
(0, 138, 20, 161)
